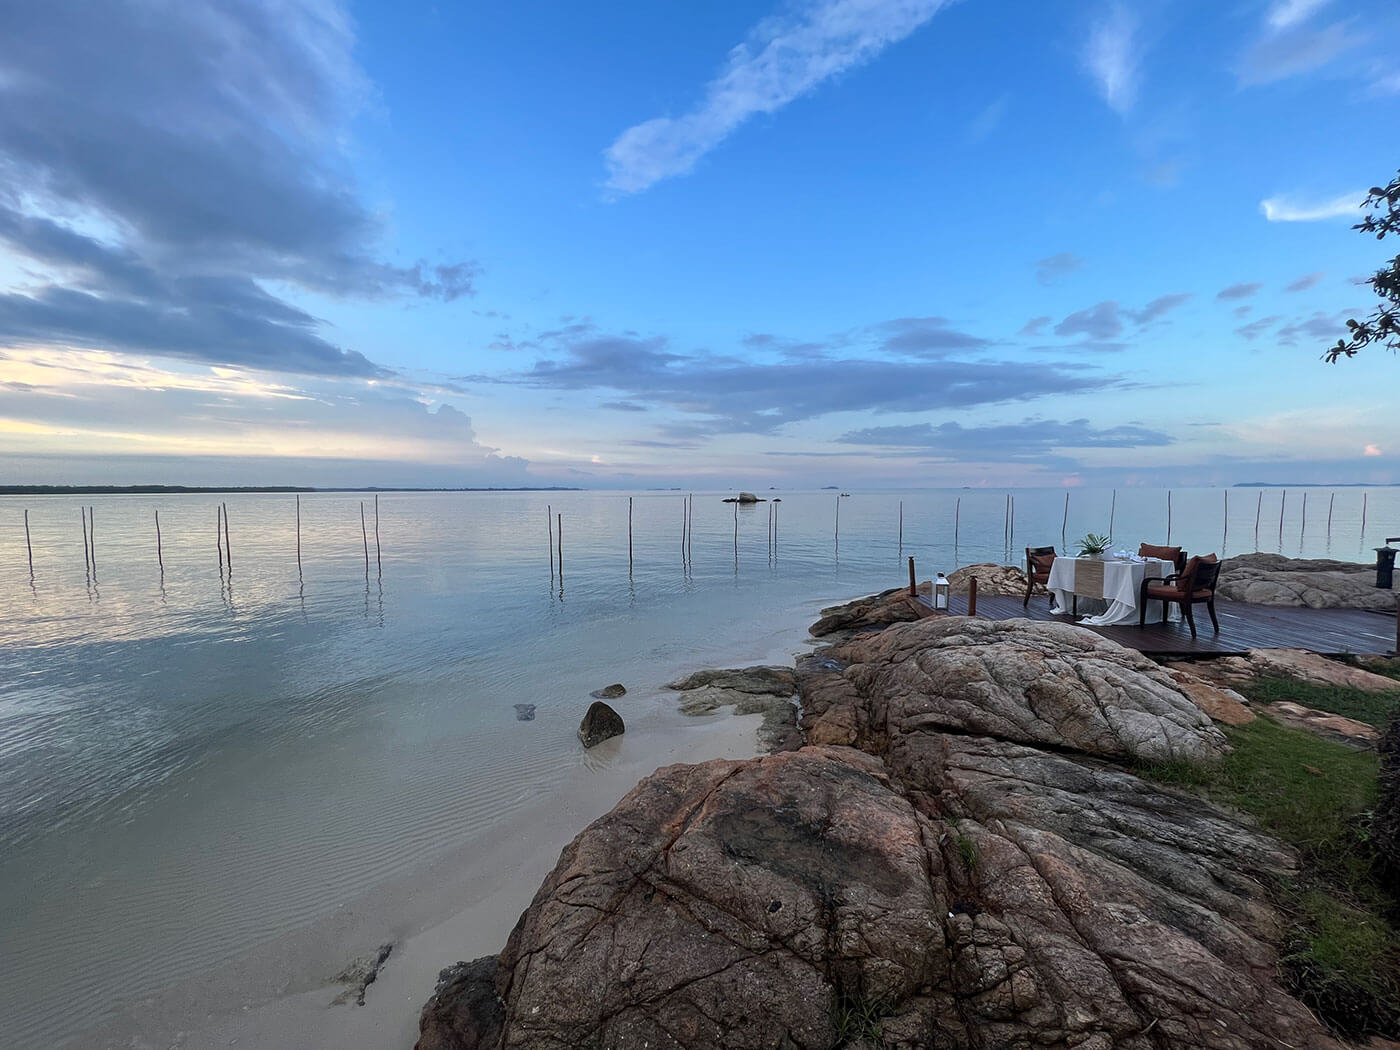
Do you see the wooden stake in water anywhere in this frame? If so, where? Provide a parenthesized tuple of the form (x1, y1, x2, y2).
(1166, 490, 1172, 545)
(681, 497, 687, 562)
(155, 509, 163, 572)
(1061, 492, 1068, 550)
(956, 496, 961, 549)
(1300, 491, 1307, 544)
(360, 501, 369, 573)
(628, 496, 633, 572)
(1109, 489, 1116, 542)
(735, 499, 740, 557)
(768, 501, 774, 559)
(1255, 491, 1262, 549)
(900, 500, 904, 554)
(1362, 492, 1368, 537)
(687, 493, 693, 559)
(217, 505, 224, 576)
(1279, 489, 1286, 547)
(1327, 492, 1334, 540)
(82, 507, 90, 575)
(556, 513, 563, 577)
(548, 504, 554, 577)
(221, 502, 232, 574)
(374, 494, 382, 575)
(1223, 490, 1228, 548)
(296, 495, 302, 576)
(89, 506, 96, 573)
(24, 508, 33, 576)
(1009, 495, 1014, 547)
(834, 494, 840, 556)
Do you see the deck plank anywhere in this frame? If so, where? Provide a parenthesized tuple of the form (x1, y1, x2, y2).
(957, 592, 1397, 657)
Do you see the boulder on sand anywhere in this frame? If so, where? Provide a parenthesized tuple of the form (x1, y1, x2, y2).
(946, 562, 1041, 597)
(577, 701, 624, 748)
(589, 683, 626, 700)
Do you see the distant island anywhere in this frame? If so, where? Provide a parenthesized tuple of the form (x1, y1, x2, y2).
(0, 485, 583, 495)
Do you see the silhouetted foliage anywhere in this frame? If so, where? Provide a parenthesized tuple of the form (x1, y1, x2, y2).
(1327, 171, 1400, 362)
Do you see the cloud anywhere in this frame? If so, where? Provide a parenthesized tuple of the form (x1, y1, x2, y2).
(968, 93, 1010, 143)
(1237, 21, 1364, 85)
(836, 417, 1173, 462)
(0, 0, 473, 377)
(602, 0, 951, 194)
(1035, 252, 1083, 285)
(1364, 444, 1383, 457)
(1081, 4, 1141, 114)
(486, 327, 1118, 438)
(1130, 293, 1192, 324)
(1277, 311, 1349, 346)
(599, 400, 648, 412)
(1019, 316, 1052, 337)
(1266, 0, 1331, 30)
(1217, 282, 1262, 301)
(1260, 191, 1364, 222)
(1236, 315, 1282, 341)
(871, 316, 990, 356)
(1285, 272, 1325, 292)
(1055, 301, 1123, 340)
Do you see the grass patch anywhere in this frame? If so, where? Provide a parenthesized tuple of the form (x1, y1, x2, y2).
(1234, 674, 1400, 731)
(1136, 716, 1399, 1038)
(832, 991, 889, 1046)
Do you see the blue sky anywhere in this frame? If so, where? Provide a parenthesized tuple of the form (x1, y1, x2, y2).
(1, 0, 1398, 488)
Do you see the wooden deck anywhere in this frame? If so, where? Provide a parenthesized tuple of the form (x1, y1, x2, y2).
(934, 592, 1398, 657)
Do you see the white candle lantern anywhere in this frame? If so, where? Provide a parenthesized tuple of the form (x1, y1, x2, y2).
(934, 573, 950, 610)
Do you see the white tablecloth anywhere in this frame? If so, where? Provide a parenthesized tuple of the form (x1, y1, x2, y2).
(1046, 557, 1174, 626)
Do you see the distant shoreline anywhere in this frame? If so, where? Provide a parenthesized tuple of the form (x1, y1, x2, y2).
(0, 485, 584, 496)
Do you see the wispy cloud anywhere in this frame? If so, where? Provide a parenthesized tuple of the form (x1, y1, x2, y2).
(603, 0, 951, 194)
(1217, 282, 1262, 301)
(1260, 191, 1364, 222)
(1266, 0, 1330, 31)
(1237, 20, 1363, 85)
(1036, 252, 1083, 285)
(1285, 272, 1325, 292)
(1081, 4, 1141, 114)
(968, 93, 1011, 143)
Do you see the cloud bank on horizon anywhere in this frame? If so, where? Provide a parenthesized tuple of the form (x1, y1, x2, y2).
(0, 0, 1398, 488)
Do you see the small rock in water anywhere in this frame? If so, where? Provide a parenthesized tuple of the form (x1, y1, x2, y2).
(578, 701, 625, 748)
(589, 683, 626, 700)
(513, 703, 536, 721)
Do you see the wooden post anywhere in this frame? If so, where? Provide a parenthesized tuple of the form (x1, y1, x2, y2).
(735, 499, 740, 557)
(1300, 491, 1307, 544)
(1279, 489, 1286, 547)
(1223, 489, 1228, 547)
(1362, 492, 1368, 537)
(375, 494, 382, 575)
(155, 509, 163, 571)
(548, 504, 554, 577)
(1003, 494, 1009, 548)
(834, 494, 840, 555)
(628, 496, 633, 572)
(82, 507, 90, 575)
(217, 505, 224, 575)
(221, 502, 231, 573)
(361, 501, 369, 573)
(556, 513, 563, 577)
(1009, 495, 1014, 547)
(682, 497, 688, 562)
(296, 495, 302, 575)
(89, 506, 96, 573)
(1108, 489, 1116, 542)
(1060, 492, 1068, 550)
(908, 555, 916, 598)
(772, 499, 777, 556)
(1255, 491, 1262, 549)
(1327, 492, 1334, 539)
(899, 500, 904, 553)
(956, 496, 962, 548)
(24, 509, 33, 575)
(1166, 490, 1172, 545)
(968, 576, 978, 617)
(688, 493, 693, 558)
(768, 502, 774, 558)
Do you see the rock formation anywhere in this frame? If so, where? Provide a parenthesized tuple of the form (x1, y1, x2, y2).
(810, 583, 932, 638)
(946, 562, 1041, 597)
(1216, 553, 1396, 612)
(668, 666, 801, 751)
(1165, 649, 1400, 694)
(577, 701, 624, 748)
(420, 618, 1346, 1050)
(589, 683, 626, 700)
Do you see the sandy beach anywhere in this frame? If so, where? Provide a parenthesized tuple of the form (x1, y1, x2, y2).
(67, 700, 766, 1050)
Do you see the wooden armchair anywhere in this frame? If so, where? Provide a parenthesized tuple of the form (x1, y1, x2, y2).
(1139, 554, 1221, 638)
(1138, 542, 1187, 573)
(1024, 546, 1056, 607)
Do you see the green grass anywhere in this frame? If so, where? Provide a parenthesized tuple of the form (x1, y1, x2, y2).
(832, 991, 889, 1047)
(1136, 716, 1399, 1038)
(1234, 675, 1400, 731)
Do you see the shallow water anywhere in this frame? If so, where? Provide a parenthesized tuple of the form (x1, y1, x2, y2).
(1, 485, 1396, 1047)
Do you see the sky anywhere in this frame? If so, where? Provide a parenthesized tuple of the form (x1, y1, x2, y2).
(1, 0, 1398, 489)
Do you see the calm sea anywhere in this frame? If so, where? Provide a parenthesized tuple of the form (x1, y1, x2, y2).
(1, 485, 1396, 1046)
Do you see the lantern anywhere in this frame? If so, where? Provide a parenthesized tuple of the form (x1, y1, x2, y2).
(933, 573, 950, 610)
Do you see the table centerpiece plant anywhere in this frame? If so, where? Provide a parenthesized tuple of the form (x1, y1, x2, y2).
(1074, 533, 1112, 559)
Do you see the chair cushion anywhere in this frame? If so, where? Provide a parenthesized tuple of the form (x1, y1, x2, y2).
(1139, 543, 1182, 562)
(1146, 583, 1186, 598)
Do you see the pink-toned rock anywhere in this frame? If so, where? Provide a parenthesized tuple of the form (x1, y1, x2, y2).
(1161, 666, 1256, 726)
(1264, 702, 1381, 748)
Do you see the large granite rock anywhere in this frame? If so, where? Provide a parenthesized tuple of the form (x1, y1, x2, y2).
(810, 584, 932, 638)
(946, 562, 1042, 597)
(668, 666, 802, 752)
(577, 701, 624, 748)
(421, 619, 1344, 1050)
(1217, 553, 1396, 612)
(800, 617, 1229, 765)
(1166, 649, 1400, 694)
